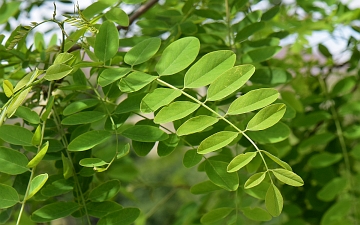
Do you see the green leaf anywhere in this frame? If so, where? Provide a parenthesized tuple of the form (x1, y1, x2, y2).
(3, 80, 13, 97)
(41, 95, 54, 121)
(281, 91, 304, 113)
(308, 152, 342, 168)
(124, 37, 161, 66)
(242, 207, 272, 221)
(86, 201, 123, 218)
(61, 111, 106, 125)
(0, 184, 19, 209)
(184, 50, 236, 88)
(261, 5, 280, 21)
(53, 52, 75, 65)
(7, 87, 31, 117)
(68, 130, 112, 151)
(154, 101, 200, 124)
(265, 183, 283, 217)
(140, 88, 182, 113)
(271, 169, 304, 187)
(31, 202, 79, 222)
(236, 22, 265, 42)
(0, 125, 33, 146)
(13, 69, 41, 93)
(157, 133, 179, 157)
(79, 158, 108, 167)
(62, 153, 73, 179)
(156, 37, 200, 76)
(98, 207, 140, 225)
(190, 180, 222, 194)
(41, 179, 74, 198)
(89, 180, 120, 202)
(227, 88, 279, 115)
(31, 125, 41, 146)
(246, 122, 290, 144)
(241, 46, 282, 63)
(121, 125, 168, 142)
(27, 141, 49, 168)
(26, 173, 48, 200)
(118, 71, 157, 93)
(320, 199, 352, 225)
(251, 67, 291, 85)
(200, 207, 234, 224)
(177, 115, 219, 136)
(263, 151, 292, 171)
(244, 172, 266, 189)
(115, 92, 145, 114)
(331, 76, 356, 97)
(0, 147, 29, 175)
(14, 106, 40, 124)
(317, 177, 347, 202)
(227, 152, 257, 172)
(63, 99, 99, 116)
(183, 149, 203, 168)
(117, 143, 130, 159)
(132, 141, 155, 156)
(98, 68, 131, 87)
(0, 2, 21, 24)
(198, 131, 238, 154)
(44, 64, 73, 81)
(246, 103, 286, 131)
(207, 65, 255, 101)
(205, 160, 239, 191)
(105, 8, 129, 26)
(94, 21, 119, 62)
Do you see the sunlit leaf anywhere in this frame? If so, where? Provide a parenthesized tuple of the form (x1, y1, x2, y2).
(0, 125, 33, 146)
(244, 172, 266, 189)
(207, 65, 255, 101)
(124, 37, 161, 66)
(198, 131, 238, 154)
(98, 68, 131, 87)
(3, 80, 13, 97)
(265, 183, 283, 217)
(7, 87, 31, 117)
(227, 152, 257, 172)
(246, 103, 286, 131)
(263, 151, 292, 171)
(177, 115, 218, 136)
(118, 71, 157, 93)
(0, 184, 19, 209)
(27, 141, 49, 168)
(156, 37, 200, 76)
(0, 147, 29, 175)
(154, 101, 199, 124)
(271, 169, 304, 187)
(68, 130, 112, 151)
(26, 173, 48, 200)
(94, 21, 119, 62)
(140, 88, 182, 113)
(44, 64, 73, 81)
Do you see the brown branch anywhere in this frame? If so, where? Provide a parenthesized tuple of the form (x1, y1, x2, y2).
(67, 0, 159, 52)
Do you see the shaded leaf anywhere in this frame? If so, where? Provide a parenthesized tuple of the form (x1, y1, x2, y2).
(241, 46, 281, 63)
(308, 152, 342, 168)
(89, 180, 121, 202)
(200, 207, 234, 224)
(68, 130, 112, 151)
(227, 152, 257, 172)
(198, 131, 238, 154)
(118, 72, 157, 93)
(246, 103, 286, 131)
(0, 125, 33, 146)
(94, 21, 119, 62)
(14, 106, 40, 124)
(236, 22, 265, 42)
(63, 99, 100, 116)
(156, 37, 200, 76)
(242, 207, 272, 221)
(205, 160, 239, 191)
(7, 87, 31, 117)
(317, 177, 347, 202)
(183, 149, 203, 168)
(190, 180, 222, 194)
(121, 125, 168, 142)
(0, 147, 29, 175)
(86, 201, 123, 218)
(61, 111, 106, 125)
(207, 65, 255, 101)
(31, 202, 79, 222)
(98, 68, 131, 87)
(98, 207, 140, 225)
(0, 184, 19, 209)
(247, 122, 290, 144)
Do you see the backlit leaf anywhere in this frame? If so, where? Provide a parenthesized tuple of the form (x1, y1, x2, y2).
(205, 160, 239, 191)
(89, 180, 120, 202)
(0, 125, 33, 146)
(98, 207, 140, 225)
(156, 37, 200, 76)
(121, 125, 168, 142)
(94, 21, 119, 62)
(177, 115, 219, 136)
(263, 151, 292, 171)
(207, 65, 255, 101)
(105, 8, 129, 26)
(31, 125, 41, 146)
(265, 183, 283, 217)
(227, 88, 279, 115)
(62, 153, 73, 179)
(140, 88, 182, 113)
(68, 130, 112, 151)
(14, 106, 40, 124)
(26, 173, 48, 200)
(241, 46, 281, 63)
(44, 64, 73, 81)
(244, 172, 266, 189)
(198, 131, 238, 154)
(118, 71, 157, 93)
(246, 103, 286, 131)
(0, 147, 29, 175)
(227, 152, 257, 172)
(31, 202, 79, 222)
(27, 141, 49, 168)
(200, 207, 234, 224)
(3, 80, 13, 97)
(236, 22, 265, 42)
(0, 184, 19, 209)
(79, 158, 108, 167)
(7, 87, 31, 117)
(271, 169, 304, 187)
(247, 122, 290, 144)
(98, 68, 131, 87)
(154, 101, 199, 124)
(184, 50, 236, 88)
(124, 37, 161, 66)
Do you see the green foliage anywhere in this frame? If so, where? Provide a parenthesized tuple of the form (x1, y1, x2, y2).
(0, 0, 359, 224)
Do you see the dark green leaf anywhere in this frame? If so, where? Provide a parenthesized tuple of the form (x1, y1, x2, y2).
(183, 149, 203, 168)
(94, 21, 119, 62)
(308, 152, 342, 168)
(61, 111, 106, 125)
(0, 184, 19, 209)
(14, 106, 40, 124)
(205, 160, 239, 191)
(242, 207, 272, 221)
(190, 180, 222, 194)
(105, 8, 129, 26)
(247, 122, 290, 144)
(317, 177, 347, 202)
(98, 207, 140, 225)
(89, 180, 121, 202)
(200, 207, 234, 224)
(68, 130, 112, 151)
(0, 147, 29, 175)
(0, 125, 33, 146)
(31, 202, 79, 222)
(236, 22, 265, 42)
(121, 125, 168, 142)
(63, 99, 100, 116)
